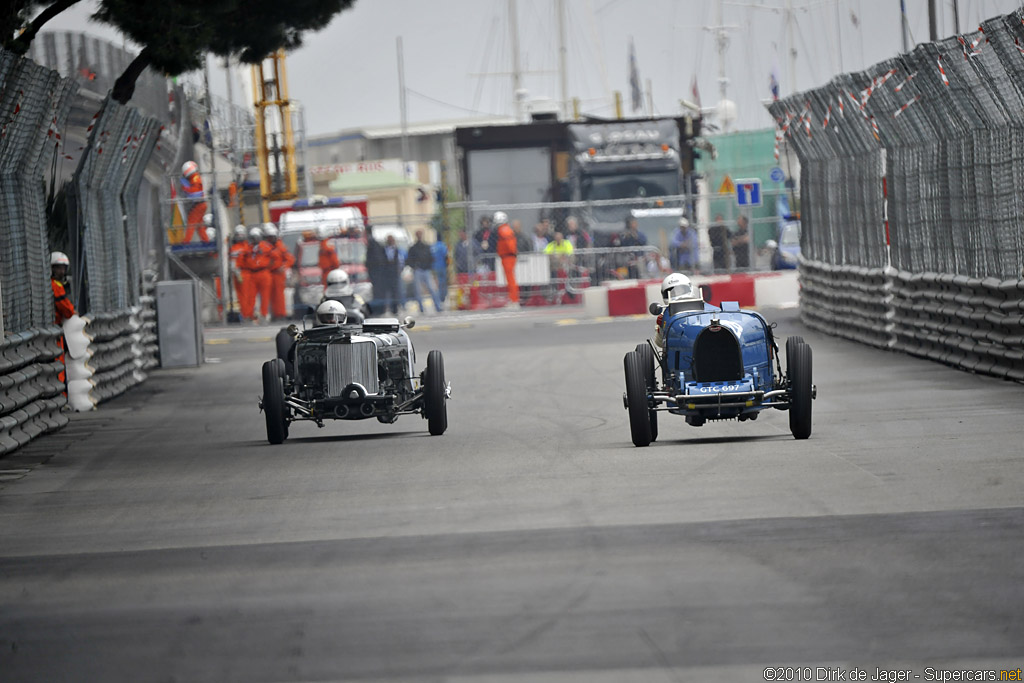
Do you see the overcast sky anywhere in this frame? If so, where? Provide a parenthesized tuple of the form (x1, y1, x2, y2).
(47, 0, 1024, 136)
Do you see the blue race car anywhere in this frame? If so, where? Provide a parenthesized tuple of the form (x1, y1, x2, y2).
(622, 286, 815, 446)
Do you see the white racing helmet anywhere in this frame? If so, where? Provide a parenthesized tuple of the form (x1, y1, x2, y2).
(262, 222, 278, 238)
(315, 299, 347, 325)
(492, 210, 508, 225)
(326, 268, 349, 286)
(51, 251, 70, 267)
(661, 272, 697, 303)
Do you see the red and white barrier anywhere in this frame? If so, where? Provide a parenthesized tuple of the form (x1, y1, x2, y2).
(583, 271, 800, 317)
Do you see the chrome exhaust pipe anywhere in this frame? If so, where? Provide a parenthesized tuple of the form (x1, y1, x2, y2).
(334, 404, 349, 418)
(360, 402, 375, 416)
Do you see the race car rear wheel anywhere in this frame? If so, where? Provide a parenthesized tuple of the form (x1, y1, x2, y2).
(788, 342, 813, 440)
(624, 351, 652, 447)
(262, 360, 288, 444)
(634, 343, 658, 442)
(424, 350, 448, 436)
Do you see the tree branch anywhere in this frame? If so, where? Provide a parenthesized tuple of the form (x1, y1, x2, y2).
(8, 0, 82, 54)
(111, 46, 153, 105)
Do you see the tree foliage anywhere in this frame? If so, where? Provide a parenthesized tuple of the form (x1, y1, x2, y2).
(95, 0, 356, 103)
(3, 0, 356, 104)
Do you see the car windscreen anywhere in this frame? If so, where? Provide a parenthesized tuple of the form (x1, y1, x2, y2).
(582, 171, 679, 202)
(299, 243, 319, 267)
(333, 238, 366, 264)
(779, 222, 800, 246)
(582, 171, 679, 227)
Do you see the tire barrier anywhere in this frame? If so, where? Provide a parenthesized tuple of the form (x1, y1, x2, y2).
(890, 272, 1024, 382)
(798, 260, 1024, 382)
(84, 306, 158, 405)
(137, 294, 159, 373)
(798, 259, 894, 350)
(0, 328, 69, 456)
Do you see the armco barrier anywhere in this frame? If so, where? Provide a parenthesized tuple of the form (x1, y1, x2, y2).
(0, 327, 69, 455)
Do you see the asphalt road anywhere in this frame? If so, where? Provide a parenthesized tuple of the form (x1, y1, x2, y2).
(1, 306, 1022, 682)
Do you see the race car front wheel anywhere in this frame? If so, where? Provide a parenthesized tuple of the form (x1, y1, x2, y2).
(785, 335, 805, 380)
(624, 351, 652, 447)
(262, 360, 288, 444)
(789, 342, 813, 439)
(424, 350, 448, 436)
(634, 343, 658, 442)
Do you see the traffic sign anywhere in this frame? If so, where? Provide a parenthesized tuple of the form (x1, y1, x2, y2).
(718, 174, 735, 194)
(736, 178, 762, 207)
(769, 166, 785, 183)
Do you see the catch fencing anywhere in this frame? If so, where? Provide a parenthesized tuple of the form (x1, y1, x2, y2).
(0, 50, 80, 453)
(1, 43, 176, 458)
(767, 9, 1024, 381)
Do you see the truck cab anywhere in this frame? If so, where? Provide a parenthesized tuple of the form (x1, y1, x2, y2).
(569, 120, 683, 233)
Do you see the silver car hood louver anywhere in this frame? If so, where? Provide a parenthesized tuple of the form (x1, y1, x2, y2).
(327, 340, 379, 396)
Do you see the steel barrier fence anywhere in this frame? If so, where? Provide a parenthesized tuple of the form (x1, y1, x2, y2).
(1, 44, 173, 456)
(0, 50, 78, 454)
(449, 193, 788, 278)
(767, 9, 1024, 381)
(767, 10, 1024, 279)
(74, 96, 161, 313)
(0, 50, 79, 333)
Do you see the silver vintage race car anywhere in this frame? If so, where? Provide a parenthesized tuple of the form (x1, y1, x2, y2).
(260, 301, 450, 444)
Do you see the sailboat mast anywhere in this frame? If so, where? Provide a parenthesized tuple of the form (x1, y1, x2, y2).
(557, 0, 569, 120)
(508, 0, 525, 121)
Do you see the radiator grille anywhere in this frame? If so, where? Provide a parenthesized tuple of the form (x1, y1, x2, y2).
(327, 341, 378, 396)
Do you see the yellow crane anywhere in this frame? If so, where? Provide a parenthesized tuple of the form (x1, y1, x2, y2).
(251, 49, 299, 220)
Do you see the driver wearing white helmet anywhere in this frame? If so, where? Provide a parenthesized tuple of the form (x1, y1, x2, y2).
(323, 268, 371, 322)
(315, 299, 347, 326)
(653, 273, 703, 349)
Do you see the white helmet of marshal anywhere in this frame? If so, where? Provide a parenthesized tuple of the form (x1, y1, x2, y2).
(492, 211, 508, 225)
(233, 224, 247, 239)
(315, 299, 347, 325)
(262, 222, 278, 238)
(181, 160, 198, 177)
(661, 272, 697, 303)
(326, 268, 349, 286)
(50, 251, 70, 267)
(248, 226, 263, 240)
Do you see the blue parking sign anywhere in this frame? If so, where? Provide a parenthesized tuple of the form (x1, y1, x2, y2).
(736, 178, 762, 207)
